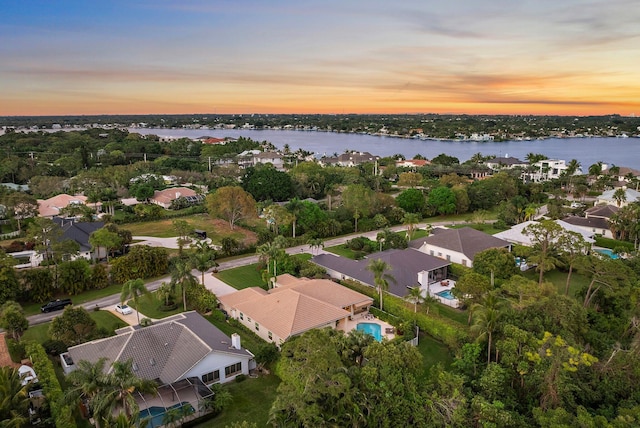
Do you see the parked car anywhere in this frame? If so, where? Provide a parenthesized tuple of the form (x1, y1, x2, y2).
(115, 304, 133, 315)
(40, 299, 72, 313)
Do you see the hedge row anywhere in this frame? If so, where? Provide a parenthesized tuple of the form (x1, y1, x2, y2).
(341, 280, 468, 349)
(25, 342, 76, 428)
(594, 236, 635, 252)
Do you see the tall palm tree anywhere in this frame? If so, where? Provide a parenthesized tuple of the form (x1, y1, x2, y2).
(171, 259, 197, 311)
(65, 358, 110, 427)
(402, 213, 421, 241)
(120, 279, 151, 325)
(470, 293, 506, 366)
(94, 360, 157, 420)
(405, 286, 425, 313)
(366, 259, 395, 311)
(588, 161, 603, 178)
(613, 188, 627, 207)
(307, 237, 324, 255)
(0, 366, 29, 428)
(286, 198, 304, 238)
(190, 240, 216, 286)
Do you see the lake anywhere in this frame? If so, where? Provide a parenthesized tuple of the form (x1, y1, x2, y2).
(129, 128, 640, 170)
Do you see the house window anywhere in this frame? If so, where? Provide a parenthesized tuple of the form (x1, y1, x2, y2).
(247, 317, 252, 323)
(201, 370, 220, 384)
(268, 331, 273, 340)
(225, 362, 242, 377)
(255, 322, 259, 331)
(239, 312, 244, 320)
(438, 252, 442, 257)
(462, 259, 467, 267)
(430, 250, 434, 256)
(446, 255, 451, 261)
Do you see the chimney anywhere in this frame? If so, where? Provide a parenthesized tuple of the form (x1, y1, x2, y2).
(231, 333, 241, 349)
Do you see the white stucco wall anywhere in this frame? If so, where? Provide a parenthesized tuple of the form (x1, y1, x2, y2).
(183, 351, 252, 385)
(420, 244, 472, 267)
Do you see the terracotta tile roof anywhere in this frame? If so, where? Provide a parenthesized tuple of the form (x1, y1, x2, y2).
(151, 187, 197, 206)
(38, 194, 88, 217)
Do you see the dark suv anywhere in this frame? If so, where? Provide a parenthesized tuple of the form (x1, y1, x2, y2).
(40, 299, 72, 313)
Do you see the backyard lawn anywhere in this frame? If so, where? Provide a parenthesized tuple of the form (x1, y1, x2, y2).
(522, 268, 590, 297)
(416, 333, 454, 379)
(199, 374, 281, 427)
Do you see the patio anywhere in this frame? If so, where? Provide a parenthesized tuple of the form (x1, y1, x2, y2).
(422, 279, 460, 308)
(338, 312, 396, 341)
(132, 378, 214, 427)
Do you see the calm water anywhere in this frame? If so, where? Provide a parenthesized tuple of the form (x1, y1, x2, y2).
(129, 128, 640, 170)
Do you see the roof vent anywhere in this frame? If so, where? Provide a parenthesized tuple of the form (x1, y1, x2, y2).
(150, 358, 156, 366)
(132, 363, 138, 371)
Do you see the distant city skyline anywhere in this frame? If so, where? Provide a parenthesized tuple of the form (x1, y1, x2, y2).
(2, 0, 639, 116)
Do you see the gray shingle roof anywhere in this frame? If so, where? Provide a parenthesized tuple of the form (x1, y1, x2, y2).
(585, 205, 618, 219)
(68, 312, 251, 384)
(562, 216, 610, 230)
(311, 248, 450, 297)
(416, 227, 510, 260)
(52, 218, 104, 252)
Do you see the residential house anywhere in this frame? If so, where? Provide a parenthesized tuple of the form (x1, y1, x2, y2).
(52, 217, 107, 261)
(484, 157, 528, 170)
(526, 159, 572, 182)
(603, 166, 640, 186)
(493, 220, 595, 246)
(38, 194, 91, 218)
(319, 151, 380, 167)
(252, 152, 285, 170)
(62, 311, 255, 387)
(595, 188, 640, 208)
(218, 276, 373, 347)
(410, 227, 511, 268)
(562, 205, 619, 239)
(150, 187, 199, 209)
(311, 248, 451, 298)
(395, 159, 430, 169)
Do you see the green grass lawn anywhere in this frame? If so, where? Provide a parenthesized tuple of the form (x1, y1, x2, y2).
(325, 244, 359, 259)
(123, 213, 249, 245)
(23, 281, 126, 316)
(127, 292, 184, 320)
(21, 310, 128, 344)
(521, 268, 590, 298)
(214, 264, 267, 290)
(416, 333, 454, 379)
(198, 374, 281, 427)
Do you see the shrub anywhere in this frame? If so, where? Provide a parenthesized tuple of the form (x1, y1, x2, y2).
(235, 374, 247, 383)
(140, 317, 153, 327)
(6, 338, 25, 363)
(42, 339, 67, 356)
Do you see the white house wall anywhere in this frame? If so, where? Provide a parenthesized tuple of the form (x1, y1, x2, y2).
(183, 351, 251, 385)
(421, 244, 471, 267)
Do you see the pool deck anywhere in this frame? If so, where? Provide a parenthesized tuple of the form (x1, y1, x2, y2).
(420, 280, 460, 308)
(338, 312, 396, 340)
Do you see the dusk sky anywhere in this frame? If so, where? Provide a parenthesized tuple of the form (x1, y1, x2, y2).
(2, 0, 639, 116)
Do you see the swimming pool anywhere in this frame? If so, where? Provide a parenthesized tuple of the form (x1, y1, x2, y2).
(436, 289, 455, 300)
(139, 401, 194, 427)
(596, 248, 619, 259)
(357, 322, 382, 341)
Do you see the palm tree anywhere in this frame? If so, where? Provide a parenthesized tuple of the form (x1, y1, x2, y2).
(171, 259, 197, 311)
(470, 293, 506, 366)
(564, 159, 581, 191)
(613, 188, 627, 207)
(402, 213, 421, 241)
(94, 360, 157, 420)
(0, 366, 29, 428)
(366, 259, 395, 311)
(65, 358, 110, 427)
(190, 240, 216, 286)
(405, 286, 425, 313)
(588, 161, 603, 178)
(307, 237, 324, 255)
(120, 279, 151, 325)
(286, 198, 304, 238)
